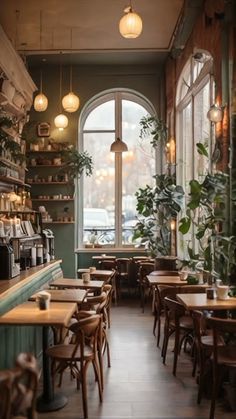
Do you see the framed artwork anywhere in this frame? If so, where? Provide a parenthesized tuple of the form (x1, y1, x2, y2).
(37, 122, 50, 137)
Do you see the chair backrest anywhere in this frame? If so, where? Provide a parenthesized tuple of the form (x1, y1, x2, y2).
(206, 317, 236, 364)
(70, 314, 101, 358)
(116, 258, 131, 274)
(154, 257, 177, 271)
(149, 270, 179, 276)
(192, 310, 206, 350)
(164, 296, 186, 318)
(179, 285, 206, 293)
(98, 259, 117, 271)
(0, 353, 39, 419)
(139, 262, 155, 283)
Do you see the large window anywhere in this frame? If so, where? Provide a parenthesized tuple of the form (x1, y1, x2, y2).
(176, 53, 214, 258)
(78, 90, 156, 248)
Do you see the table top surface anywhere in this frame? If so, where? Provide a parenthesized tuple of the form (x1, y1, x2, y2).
(147, 275, 187, 286)
(29, 289, 87, 304)
(77, 269, 114, 277)
(177, 293, 236, 310)
(51, 278, 105, 289)
(0, 301, 77, 326)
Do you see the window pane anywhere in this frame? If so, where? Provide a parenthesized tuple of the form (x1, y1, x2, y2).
(122, 100, 155, 244)
(84, 100, 115, 130)
(194, 81, 210, 178)
(83, 132, 115, 245)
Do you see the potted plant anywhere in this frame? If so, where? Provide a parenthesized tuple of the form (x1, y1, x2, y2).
(133, 115, 184, 257)
(179, 143, 236, 284)
(60, 146, 93, 183)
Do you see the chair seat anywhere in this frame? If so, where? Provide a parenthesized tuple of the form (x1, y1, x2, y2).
(201, 334, 225, 348)
(47, 343, 94, 360)
(170, 315, 193, 330)
(216, 345, 236, 366)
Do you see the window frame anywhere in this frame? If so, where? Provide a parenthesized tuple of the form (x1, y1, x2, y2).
(77, 88, 156, 249)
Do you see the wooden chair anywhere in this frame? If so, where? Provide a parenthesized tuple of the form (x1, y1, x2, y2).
(206, 317, 236, 419)
(103, 283, 113, 328)
(162, 296, 194, 375)
(116, 258, 131, 297)
(191, 311, 225, 404)
(0, 352, 39, 419)
(137, 261, 155, 312)
(46, 314, 103, 419)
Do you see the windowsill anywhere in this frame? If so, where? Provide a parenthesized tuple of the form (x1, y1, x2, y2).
(75, 246, 147, 254)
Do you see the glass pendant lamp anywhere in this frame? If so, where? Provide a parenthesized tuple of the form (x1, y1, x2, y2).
(33, 70, 48, 112)
(62, 66, 80, 113)
(119, 0, 143, 39)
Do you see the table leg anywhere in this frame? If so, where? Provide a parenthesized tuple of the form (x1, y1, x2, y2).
(37, 326, 68, 412)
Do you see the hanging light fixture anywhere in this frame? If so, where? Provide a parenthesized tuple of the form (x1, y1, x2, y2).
(54, 60, 68, 130)
(119, 1, 143, 39)
(110, 137, 128, 152)
(62, 66, 80, 113)
(207, 104, 223, 123)
(33, 70, 48, 112)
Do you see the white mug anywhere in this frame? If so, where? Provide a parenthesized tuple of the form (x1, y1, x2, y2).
(82, 272, 90, 283)
(216, 285, 229, 300)
(36, 291, 51, 310)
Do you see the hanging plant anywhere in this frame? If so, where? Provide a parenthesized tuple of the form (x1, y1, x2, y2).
(139, 115, 167, 148)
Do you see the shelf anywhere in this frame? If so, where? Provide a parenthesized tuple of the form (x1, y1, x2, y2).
(27, 181, 68, 185)
(10, 234, 42, 242)
(42, 221, 74, 224)
(0, 174, 24, 186)
(28, 165, 63, 169)
(27, 149, 65, 153)
(0, 210, 36, 214)
(0, 92, 24, 118)
(32, 199, 73, 202)
(0, 156, 21, 170)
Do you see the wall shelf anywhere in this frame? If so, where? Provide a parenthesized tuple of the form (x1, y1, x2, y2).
(31, 198, 73, 202)
(27, 181, 68, 185)
(42, 221, 74, 224)
(28, 165, 63, 168)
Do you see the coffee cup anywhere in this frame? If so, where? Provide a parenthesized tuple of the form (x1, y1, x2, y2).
(179, 270, 188, 281)
(89, 267, 96, 273)
(206, 288, 215, 299)
(36, 291, 51, 310)
(82, 272, 90, 283)
(216, 285, 229, 300)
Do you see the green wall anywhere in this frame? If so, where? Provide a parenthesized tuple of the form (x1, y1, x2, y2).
(28, 63, 164, 276)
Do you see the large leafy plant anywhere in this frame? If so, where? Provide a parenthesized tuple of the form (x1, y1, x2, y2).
(179, 144, 236, 283)
(133, 174, 184, 256)
(60, 146, 93, 182)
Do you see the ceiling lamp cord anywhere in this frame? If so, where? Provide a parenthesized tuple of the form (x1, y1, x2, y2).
(54, 55, 68, 130)
(62, 29, 80, 113)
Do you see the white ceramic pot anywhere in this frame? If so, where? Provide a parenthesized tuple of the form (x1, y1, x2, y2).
(216, 285, 229, 300)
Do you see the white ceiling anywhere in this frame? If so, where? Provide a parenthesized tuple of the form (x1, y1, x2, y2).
(0, 0, 200, 65)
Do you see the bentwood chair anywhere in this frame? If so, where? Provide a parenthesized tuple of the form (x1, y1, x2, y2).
(137, 261, 155, 312)
(116, 258, 131, 297)
(46, 314, 103, 419)
(162, 296, 194, 375)
(191, 310, 225, 404)
(0, 352, 39, 419)
(206, 317, 236, 419)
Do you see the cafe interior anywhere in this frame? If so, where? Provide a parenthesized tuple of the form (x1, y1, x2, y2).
(0, 0, 236, 418)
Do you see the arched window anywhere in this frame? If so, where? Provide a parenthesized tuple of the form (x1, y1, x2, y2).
(78, 89, 156, 248)
(176, 52, 214, 258)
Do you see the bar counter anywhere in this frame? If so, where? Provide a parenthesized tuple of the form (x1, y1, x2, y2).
(0, 259, 63, 369)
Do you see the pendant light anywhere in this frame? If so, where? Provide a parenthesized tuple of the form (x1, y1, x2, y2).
(207, 104, 223, 123)
(33, 70, 48, 112)
(110, 137, 128, 152)
(119, 1, 143, 39)
(54, 60, 68, 131)
(62, 66, 80, 113)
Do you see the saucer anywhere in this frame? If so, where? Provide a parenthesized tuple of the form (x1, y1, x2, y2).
(217, 296, 229, 300)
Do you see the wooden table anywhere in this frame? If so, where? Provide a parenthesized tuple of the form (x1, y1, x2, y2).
(29, 289, 87, 304)
(0, 301, 77, 412)
(147, 275, 187, 286)
(177, 293, 236, 311)
(50, 278, 105, 291)
(77, 269, 114, 281)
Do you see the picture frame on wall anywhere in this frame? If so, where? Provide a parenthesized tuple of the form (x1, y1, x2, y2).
(37, 122, 50, 137)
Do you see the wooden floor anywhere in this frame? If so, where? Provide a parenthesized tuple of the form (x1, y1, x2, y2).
(38, 296, 235, 419)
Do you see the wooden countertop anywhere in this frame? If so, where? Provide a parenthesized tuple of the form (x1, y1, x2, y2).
(177, 293, 236, 310)
(0, 260, 62, 301)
